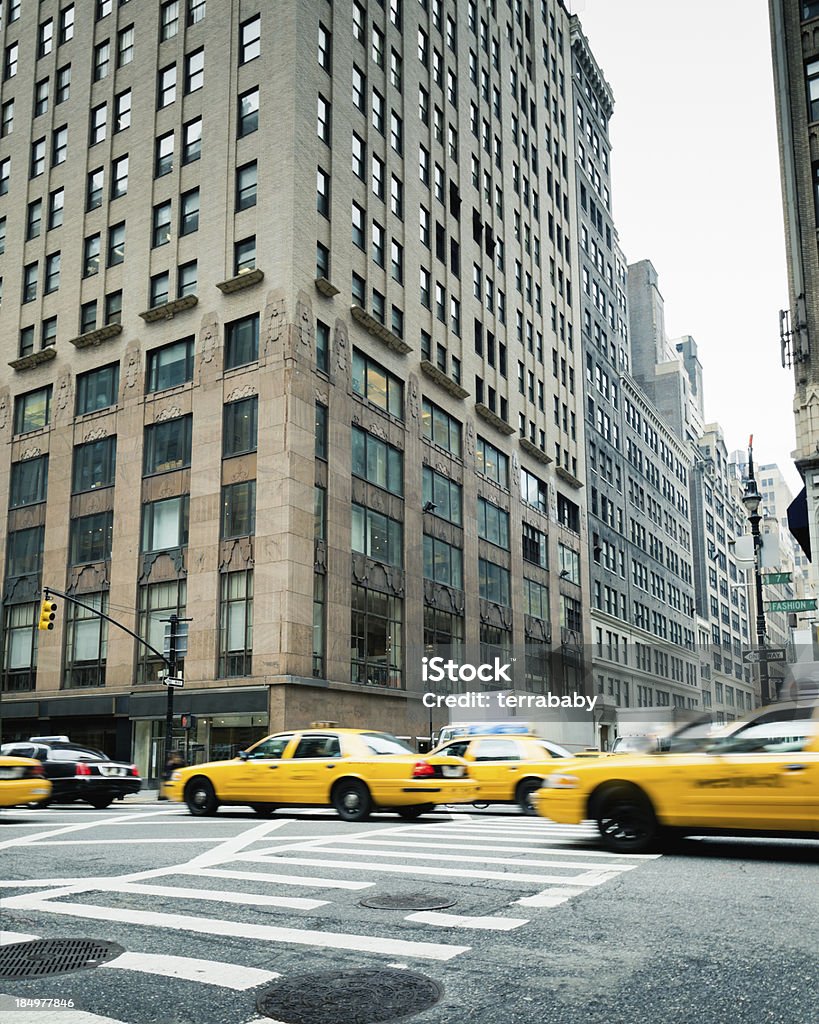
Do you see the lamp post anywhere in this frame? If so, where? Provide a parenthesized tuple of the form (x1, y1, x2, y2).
(742, 441, 772, 704)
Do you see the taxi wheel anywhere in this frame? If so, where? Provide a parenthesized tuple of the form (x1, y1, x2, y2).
(516, 778, 543, 815)
(89, 797, 114, 810)
(185, 777, 219, 817)
(27, 799, 50, 809)
(332, 779, 372, 822)
(396, 804, 434, 819)
(251, 803, 277, 817)
(596, 787, 657, 854)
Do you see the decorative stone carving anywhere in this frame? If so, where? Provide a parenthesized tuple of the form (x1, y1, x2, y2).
(139, 550, 186, 583)
(69, 564, 111, 594)
(465, 421, 475, 457)
(226, 384, 257, 403)
(55, 373, 71, 413)
(296, 294, 313, 353)
(124, 347, 140, 390)
(264, 296, 287, 357)
(423, 580, 465, 616)
(0, 391, 8, 431)
(511, 452, 520, 486)
(20, 447, 43, 460)
(480, 600, 513, 631)
(225, 461, 249, 483)
(200, 322, 217, 366)
(3, 574, 40, 604)
(334, 318, 348, 375)
(82, 427, 108, 443)
(156, 405, 183, 422)
(314, 539, 327, 574)
(314, 387, 329, 405)
(219, 538, 255, 573)
(408, 374, 420, 421)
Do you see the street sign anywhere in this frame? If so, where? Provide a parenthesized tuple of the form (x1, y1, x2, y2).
(743, 648, 787, 664)
(164, 676, 184, 688)
(766, 598, 817, 613)
(761, 572, 792, 585)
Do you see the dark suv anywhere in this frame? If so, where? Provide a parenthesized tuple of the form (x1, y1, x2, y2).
(0, 736, 141, 808)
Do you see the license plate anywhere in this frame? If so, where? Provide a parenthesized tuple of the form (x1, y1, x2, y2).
(441, 765, 465, 778)
(101, 766, 126, 777)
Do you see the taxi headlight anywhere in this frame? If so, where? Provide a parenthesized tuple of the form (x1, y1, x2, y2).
(542, 774, 580, 789)
(170, 770, 182, 782)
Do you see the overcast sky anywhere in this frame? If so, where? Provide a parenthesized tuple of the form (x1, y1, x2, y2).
(571, 0, 800, 495)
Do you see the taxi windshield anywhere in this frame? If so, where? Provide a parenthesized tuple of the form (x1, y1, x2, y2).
(360, 733, 414, 755)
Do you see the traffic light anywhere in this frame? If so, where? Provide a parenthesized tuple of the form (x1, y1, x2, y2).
(180, 713, 197, 730)
(38, 599, 58, 631)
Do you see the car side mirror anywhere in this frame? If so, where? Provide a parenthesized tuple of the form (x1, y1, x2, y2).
(238, 750, 249, 761)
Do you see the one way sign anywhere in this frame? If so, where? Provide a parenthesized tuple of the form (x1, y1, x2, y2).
(742, 648, 787, 664)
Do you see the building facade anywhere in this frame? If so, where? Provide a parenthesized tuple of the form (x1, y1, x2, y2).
(0, 0, 596, 772)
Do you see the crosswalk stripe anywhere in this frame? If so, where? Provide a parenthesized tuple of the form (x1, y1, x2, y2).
(389, 830, 658, 856)
(192, 867, 373, 890)
(255, 844, 637, 874)
(516, 886, 588, 907)
(404, 911, 528, 931)
(0, 930, 38, 944)
(0, 1002, 129, 1024)
(13, 898, 470, 962)
(102, 951, 279, 990)
(106, 881, 328, 910)
(240, 854, 624, 887)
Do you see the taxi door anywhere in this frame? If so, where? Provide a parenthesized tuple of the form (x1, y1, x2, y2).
(464, 738, 526, 802)
(222, 733, 294, 803)
(274, 733, 343, 805)
(712, 747, 819, 831)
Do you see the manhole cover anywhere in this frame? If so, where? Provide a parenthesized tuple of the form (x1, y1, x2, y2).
(0, 939, 125, 979)
(360, 892, 457, 911)
(257, 968, 443, 1024)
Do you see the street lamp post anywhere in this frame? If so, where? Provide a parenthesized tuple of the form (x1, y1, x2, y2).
(742, 441, 772, 704)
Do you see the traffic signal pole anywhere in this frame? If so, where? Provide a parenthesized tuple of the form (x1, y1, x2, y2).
(163, 613, 179, 783)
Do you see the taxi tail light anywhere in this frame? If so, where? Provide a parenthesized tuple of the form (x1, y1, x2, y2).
(24, 764, 46, 778)
(412, 760, 436, 779)
(75, 762, 93, 777)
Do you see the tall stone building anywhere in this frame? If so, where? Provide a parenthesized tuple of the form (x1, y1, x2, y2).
(0, 0, 593, 772)
(570, 26, 699, 746)
(769, 0, 819, 596)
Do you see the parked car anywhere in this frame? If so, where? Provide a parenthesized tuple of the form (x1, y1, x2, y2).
(431, 733, 575, 812)
(165, 728, 477, 820)
(0, 736, 141, 809)
(534, 703, 819, 852)
(0, 755, 51, 809)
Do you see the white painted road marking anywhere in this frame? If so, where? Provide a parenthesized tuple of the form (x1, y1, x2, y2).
(102, 951, 280, 990)
(106, 880, 328, 910)
(193, 866, 374, 890)
(405, 911, 529, 930)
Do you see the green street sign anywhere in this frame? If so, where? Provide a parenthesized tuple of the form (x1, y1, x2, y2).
(766, 598, 817, 613)
(761, 572, 792, 585)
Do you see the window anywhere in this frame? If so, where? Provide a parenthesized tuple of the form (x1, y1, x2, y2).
(90, 103, 107, 145)
(238, 88, 259, 137)
(6, 527, 44, 578)
(1, 99, 13, 137)
(144, 415, 192, 475)
(522, 522, 547, 568)
(318, 22, 331, 72)
(137, 580, 186, 683)
(5, 42, 19, 80)
(352, 133, 366, 178)
(114, 89, 131, 131)
(97, 0, 113, 18)
(83, 234, 101, 277)
(352, 350, 403, 418)
(222, 481, 256, 538)
(521, 468, 548, 512)
(351, 585, 403, 688)
(63, 592, 109, 689)
(19, 327, 35, 357)
(56, 64, 71, 103)
(161, 1, 180, 40)
(225, 313, 259, 369)
(353, 65, 366, 110)
(45, 252, 61, 293)
(158, 64, 176, 107)
(112, 154, 128, 198)
(49, 188, 64, 229)
(117, 25, 134, 66)
(70, 513, 113, 565)
(146, 337, 194, 392)
(41, 316, 56, 349)
(80, 301, 98, 334)
(52, 126, 68, 165)
(185, 48, 204, 92)
(372, 89, 384, 132)
(178, 260, 197, 297)
(0, 157, 9, 195)
(422, 467, 462, 525)
(315, 403, 328, 459)
(72, 437, 116, 492)
(26, 201, 42, 240)
(10, 456, 49, 508)
(557, 493, 580, 532)
(183, 118, 202, 163)
(478, 498, 510, 549)
(219, 571, 253, 678)
(808, 59, 819, 122)
(422, 398, 462, 456)
(476, 437, 509, 486)
(352, 202, 365, 248)
(150, 272, 170, 308)
(104, 290, 122, 324)
(142, 496, 190, 552)
(87, 168, 104, 210)
(316, 320, 330, 372)
(352, 426, 403, 495)
(152, 202, 172, 247)
(107, 223, 125, 267)
(223, 396, 258, 457)
(35, 80, 49, 117)
(317, 94, 331, 143)
(240, 15, 260, 63)
(479, 558, 511, 606)
(60, 5, 75, 43)
(38, 19, 54, 58)
(423, 535, 463, 588)
(352, 505, 403, 566)
(558, 543, 580, 584)
(317, 167, 330, 216)
(31, 138, 46, 178)
(188, 0, 206, 24)
(179, 188, 199, 235)
(234, 236, 256, 274)
(23, 263, 38, 303)
(236, 162, 257, 210)
(524, 578, 549, 620)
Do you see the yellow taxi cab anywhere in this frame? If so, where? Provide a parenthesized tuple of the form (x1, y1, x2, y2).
(0, 755, 52, 809)
(431, 733, 576, 813)
(534, 703, 819, 852)
(165, 728, 477, 820)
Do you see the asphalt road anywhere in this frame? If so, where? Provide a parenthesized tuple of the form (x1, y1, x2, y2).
(0, 800, 817, 1024)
